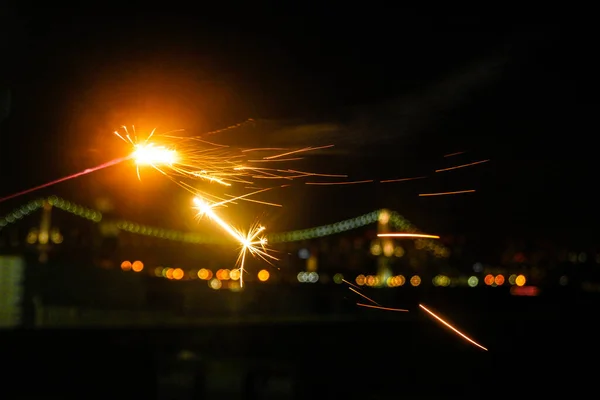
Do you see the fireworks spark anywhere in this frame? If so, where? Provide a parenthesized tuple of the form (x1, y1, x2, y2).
(377, 233, 440, 239)
(114, 125, 349, 204)
(435, 159, 489, 173)
(419, 304, 488, 351)
(419, 189, 476, 197)
(0, 157, 128, 204)
(193, 196, 277, 287)
(345, 281, 488, 350)
(357, 303, 409, 312)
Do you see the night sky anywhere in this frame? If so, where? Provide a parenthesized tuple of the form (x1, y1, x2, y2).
(0, 9, 597, 243)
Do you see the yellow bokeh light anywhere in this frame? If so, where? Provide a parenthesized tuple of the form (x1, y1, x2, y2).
(378, 210, 391, 224)
(197, 268, 211, 280)
(394, 247, 405, 257)
(132, 261, 144, 272)
(229, 269, 241, 280)
(515, 274, 526, 287)
(383, 240, 394, 257)
(209, 278, 222, 290)
(410, 275, 421, 287)
(257, 269, 270, 281)
(355, 274, 366, 286)
(366, 275, 376, 286)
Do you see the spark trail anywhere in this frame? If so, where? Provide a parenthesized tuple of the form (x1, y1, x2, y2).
(0, 156, 129, 204)
(193, 196, 277, 287)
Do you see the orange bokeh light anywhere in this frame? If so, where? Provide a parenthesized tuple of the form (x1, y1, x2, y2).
(172, 268, 184, 280)
(121, 261, 132, 271)
(484, 274, 494, 285)
(494, 275, 504, 285)
(132, 261, 144, 272)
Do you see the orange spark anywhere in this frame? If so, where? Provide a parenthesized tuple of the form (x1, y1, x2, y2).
(380, 176, 427, 183)
(435, 159, 489, 173)
(248, 157, 304, 163)
(378, 233, 440, 239)
(444, 151, 465, 157)
(349, 287, 380, 305)
(263, 145, 334, 160)
(342, 278, 362, 290)
(419, 304, 488, 351)
(305, 180, 374, 186)
(419, 190, 476, 197)
(357, 303, 409, 312)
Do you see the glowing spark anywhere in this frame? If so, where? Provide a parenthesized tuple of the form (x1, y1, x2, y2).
(348, 287, 380, 306)
(341, 278, 361, 290)
(444, 151, 465, 157)
(380, 176, 427, 183)
(357, 303, 409, 312)
(193, 196, 277, 287)
(262, 145, 334, 160)
(435, 159, 489, 173)
(248, 157, 304, 163)
(377, 233, 440, 239)
(305, 180, 374, 186)
(0, 157, 128, 204)
(132, 144, 178, 166)
(115, 125, 340, 198)
(419, 190, 476, 197)
(419, 304, 488, 351)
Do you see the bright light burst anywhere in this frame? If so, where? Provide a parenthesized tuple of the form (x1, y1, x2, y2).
(115, 125, 342, 284)
(132, 143, 178, 167)
(193, 196, 277, 287)
(114, 125, 345, 202)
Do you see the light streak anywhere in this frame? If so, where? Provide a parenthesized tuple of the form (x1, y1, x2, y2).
(115, 125, 344, 204)
(305, 180, 374, 186)
(262, 144, 334, 160)
(348, 287, 380, 306)
(0, 156, 129, 204)
(435, 159, 489, 173)
(419, 304, 488, 351)
(380, 176, 427, 183)
(341, 278, 361, 290)
(419, 190, 476, 197)
(444, 151, 465, 157)
(357, 303, 409, 312)
(193, 196, 277, 287)
(377, 233, 440, 239)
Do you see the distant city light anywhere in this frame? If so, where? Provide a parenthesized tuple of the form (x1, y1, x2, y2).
(258, 269, 270, 282)
(467, 276, 478, 287)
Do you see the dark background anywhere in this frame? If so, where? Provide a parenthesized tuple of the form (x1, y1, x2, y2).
(1, 7, 599, 399)
(1, 9, 597, 242)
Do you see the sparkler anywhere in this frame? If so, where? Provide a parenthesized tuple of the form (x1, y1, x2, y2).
(1, 123, 341, 206)
(114, 125, 350, 205)
(193, 196, 277, 287)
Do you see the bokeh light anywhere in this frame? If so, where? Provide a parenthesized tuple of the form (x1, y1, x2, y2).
(258, 269, 270, 281)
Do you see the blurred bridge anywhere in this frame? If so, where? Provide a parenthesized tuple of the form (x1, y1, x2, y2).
(6, 194, 580, 329)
